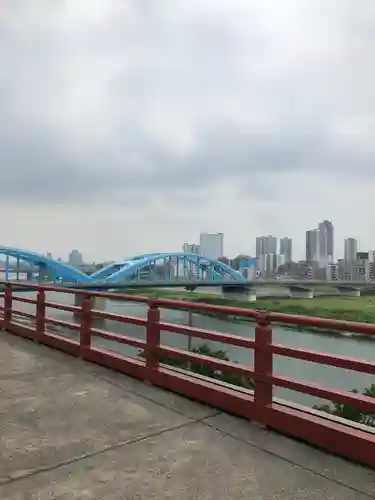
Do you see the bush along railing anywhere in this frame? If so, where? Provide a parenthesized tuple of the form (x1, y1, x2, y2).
(315, 384, 375, 427)
(1, 282, 375, 468)
(138, 343, 255, 390)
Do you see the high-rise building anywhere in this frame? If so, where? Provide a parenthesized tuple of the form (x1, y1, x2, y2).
(326, 263, 338, 281)
(199, 233, 224, 260)
(255, 237, 262, 258)
(68, 249, 83, 267)
(182, 243, 200, 255)
(306, 229, 319, 262)
(344, 238, 358, 262)
(256, 235, 277, 277)
(318, 220, 334, 267)
(356, 252, 371, 281)
(279, 237, 292, 263)
(255, 235, 277, 257)
(343, 238, 358, 280)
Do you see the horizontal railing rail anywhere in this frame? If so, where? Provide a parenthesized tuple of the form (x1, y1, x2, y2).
(0, 281, 375, 467)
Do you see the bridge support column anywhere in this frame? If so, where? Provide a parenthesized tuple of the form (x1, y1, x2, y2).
(74, 294, 107, 325)
(16, 257, 20, 281)
(289, 287, 314, 299)
(336, 287, 361, 297)
(5, 254, 9, 281)
(38, 263, 51, 283)
(221, 285, 256, 302)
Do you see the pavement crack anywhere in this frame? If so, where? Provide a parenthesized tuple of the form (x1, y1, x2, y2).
(202, 419, 375, 499)
(86, 369, 221, 421)
(0, 418, 204, 487)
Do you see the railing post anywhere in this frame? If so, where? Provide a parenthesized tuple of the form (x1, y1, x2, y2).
(146, 303, 160, 381)
(80, 295, 92, 356)
(254, 314, 273, 416)
(3, 283, 12, 330)
(35, 289, 46, 341)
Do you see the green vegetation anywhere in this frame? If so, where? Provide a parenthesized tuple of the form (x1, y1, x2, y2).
(255, 297, 375, 323)
(314, 384, 375, 427)
(138, 343, 254, 390)
(122, 287, 375, 324)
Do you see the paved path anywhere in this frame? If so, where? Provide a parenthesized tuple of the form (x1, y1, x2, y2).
(1, 331, 375, 499)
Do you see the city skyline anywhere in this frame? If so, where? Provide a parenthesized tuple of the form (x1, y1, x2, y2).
(47, 222, 368, 264)
(1, 2, 375, 262)
(3, 217, 373, 264)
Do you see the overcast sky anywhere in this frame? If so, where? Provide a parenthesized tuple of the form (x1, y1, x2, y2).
(1, 0, 375, 262)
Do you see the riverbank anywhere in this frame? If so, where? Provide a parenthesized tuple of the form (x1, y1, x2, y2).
(120, 287, 375, 327)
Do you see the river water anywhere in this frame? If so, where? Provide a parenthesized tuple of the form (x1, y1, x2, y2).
(7, 291, 375, 409)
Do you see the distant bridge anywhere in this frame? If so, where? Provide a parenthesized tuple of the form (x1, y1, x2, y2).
(1, 247, 373, 300)
(57, 279, 375, 290)
(0, 247, 248, 284)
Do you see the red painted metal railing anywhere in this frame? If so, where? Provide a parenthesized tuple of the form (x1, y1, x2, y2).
(1, 282, 375, 467)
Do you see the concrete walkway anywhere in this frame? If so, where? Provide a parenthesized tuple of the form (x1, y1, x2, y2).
(1, 331, 375, 500)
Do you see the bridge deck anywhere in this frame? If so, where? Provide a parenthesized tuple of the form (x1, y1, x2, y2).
(1, 332, 375, 500)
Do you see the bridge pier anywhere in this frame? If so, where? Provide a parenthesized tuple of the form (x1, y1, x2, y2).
(73, 294, 107, 325)
(288, 287, 314, 299)
(221, 285, 256, 302)
(37, 263, 54, 283)
(336, 287, 361, 297)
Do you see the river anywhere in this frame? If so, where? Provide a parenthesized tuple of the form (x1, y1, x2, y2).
(7, 291, 375, 409)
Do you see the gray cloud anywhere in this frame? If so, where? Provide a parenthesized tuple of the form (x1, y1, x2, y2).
(1, 0, 375, 206)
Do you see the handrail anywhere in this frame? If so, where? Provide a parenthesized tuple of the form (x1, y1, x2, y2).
(3, 280, 375, 333)
(1, 282, 375, 468)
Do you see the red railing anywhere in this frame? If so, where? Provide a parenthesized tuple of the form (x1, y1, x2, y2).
(1, 282, 375, 467)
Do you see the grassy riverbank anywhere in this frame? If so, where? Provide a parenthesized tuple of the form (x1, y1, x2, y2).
(255, 296, 375, 323)
(120, 288, 375, 324)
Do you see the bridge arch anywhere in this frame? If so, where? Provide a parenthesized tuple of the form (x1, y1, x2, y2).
(103, 252, 246, 282)
(0, 248, 247, 284)
(0, 247, 92, 283)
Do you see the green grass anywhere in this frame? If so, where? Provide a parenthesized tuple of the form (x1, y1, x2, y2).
(120, 288, 375, 324)
(256, 296, 375, 311)
(250, 296, 375, 323)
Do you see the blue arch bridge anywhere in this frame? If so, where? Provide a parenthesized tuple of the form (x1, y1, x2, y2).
(0, 247, 253, 287)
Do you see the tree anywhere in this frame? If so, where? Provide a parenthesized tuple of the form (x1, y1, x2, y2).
(314, 384, 375, 427)
(138, 343, 254, 390)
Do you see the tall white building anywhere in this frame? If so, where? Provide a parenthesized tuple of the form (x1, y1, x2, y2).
(306, 229, 319, 262)
(256, 235, 277, 257)
(255, 235, 278, 277)
(199, 233, 224, 260)
(279, 237, 293, 263)
(318, 220, 334, 267)
(344, 238, 358, 262)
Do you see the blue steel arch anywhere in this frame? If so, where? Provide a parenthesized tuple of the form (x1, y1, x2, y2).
(90, 259, 135, 281)
(0, 247, 92, 283)
(90, 253, 178, 281)
(103, 252, 246, 282)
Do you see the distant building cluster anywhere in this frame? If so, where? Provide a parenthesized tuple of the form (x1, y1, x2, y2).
(59, 221, 374, 283)
(183, 233, 224, 260)
(182, 233, 256, 279)
(259, 221, 374, 282)
(182, 233, 224, 262)
(183, 221, 375, 283)
(255, 235, 292, 276)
